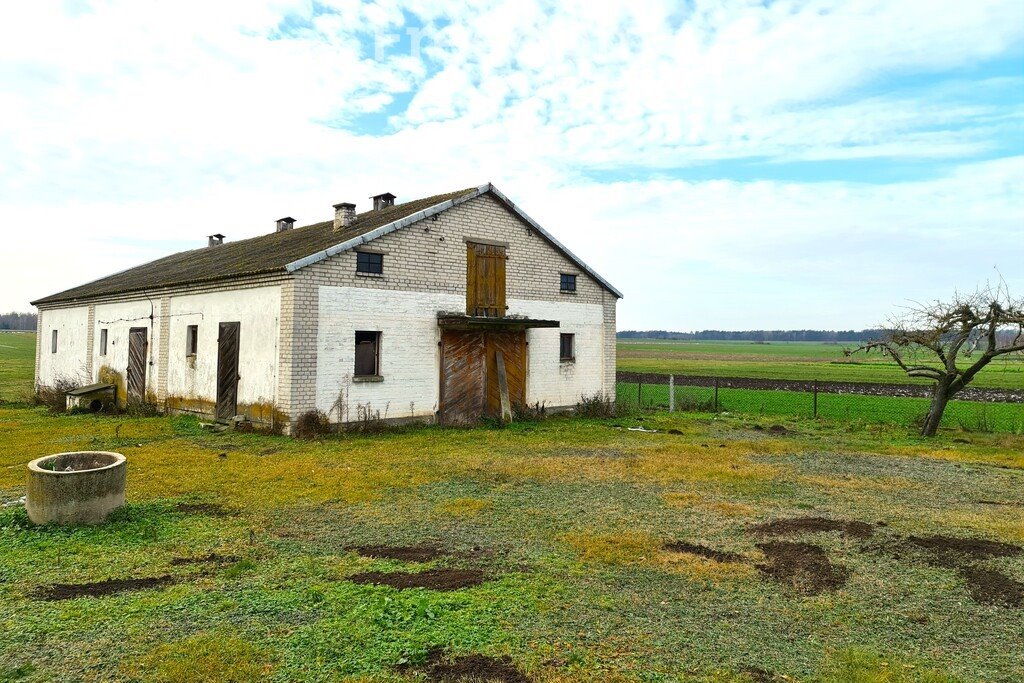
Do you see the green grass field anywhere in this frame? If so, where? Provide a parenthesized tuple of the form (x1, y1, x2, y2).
(617, 339, 1024, 389)
(0, 332, 34, 401)
(3, 335, 1024, 682)
(617, 382, 1024, 434)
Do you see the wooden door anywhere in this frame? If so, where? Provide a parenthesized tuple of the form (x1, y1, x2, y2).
(439, 330, 486, 425)
(484, 331, 526, 416)
(126, 327, 148, 402)
(466, 243, 506, 317)
(216, 322, 241, 419)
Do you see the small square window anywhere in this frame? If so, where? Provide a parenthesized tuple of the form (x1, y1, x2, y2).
(560, 333, 575, 361)
(185, 325, 198, 356)
(356, 252, 384, 275)
(51, 330, 57, 354)
(354, 331, 381, 376)
(99, 329, 108, 356)
(560, 273, 577, 292)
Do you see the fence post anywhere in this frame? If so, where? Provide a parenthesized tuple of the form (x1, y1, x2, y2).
(638, 379, 643, 408)
(669, 375, 674, 412)
(714, 378, 719, 412)
(813, 380, 818, 418)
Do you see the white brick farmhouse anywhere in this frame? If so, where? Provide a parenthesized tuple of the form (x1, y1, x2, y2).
(32, 183, 621, 430)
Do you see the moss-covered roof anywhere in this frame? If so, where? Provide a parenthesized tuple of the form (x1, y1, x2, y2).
(33, 188, 477, 306)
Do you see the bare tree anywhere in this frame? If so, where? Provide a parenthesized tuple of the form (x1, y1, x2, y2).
(847, 283, 1024, 437)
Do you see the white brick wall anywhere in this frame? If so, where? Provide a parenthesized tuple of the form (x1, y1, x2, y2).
(315, 287, 457, 419)
(512, 298, 606, 407)
(313, 287, 607, 421)
(93, 299, 159, 398)
(37, 306, 90, 387)
(165, 286, 281, 411)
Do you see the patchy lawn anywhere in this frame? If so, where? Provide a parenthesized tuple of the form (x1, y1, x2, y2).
(1, 407, 1022, 682)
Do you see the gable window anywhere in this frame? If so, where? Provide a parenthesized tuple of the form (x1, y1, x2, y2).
(356, 251, 384, 275)
(354, 331, 381, 377)
(560, 273, 577, 293)
(51, 330, 57, 354)
(185, 325, 198, 356)
(560, 333, 575, 361)
(99, 329, 108, 356)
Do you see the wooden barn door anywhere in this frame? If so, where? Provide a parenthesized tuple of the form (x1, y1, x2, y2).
(439, 330, 486, 425)
(126, 327, 148, 402)
(466, 243, 506, 317)
(216, 322, 241, 419)
(485, 331, 526, 417)
(439, 329, 527, 424)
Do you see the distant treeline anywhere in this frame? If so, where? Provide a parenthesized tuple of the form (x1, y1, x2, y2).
(0, 312, 37, 330)
(618, 329, 884, 342)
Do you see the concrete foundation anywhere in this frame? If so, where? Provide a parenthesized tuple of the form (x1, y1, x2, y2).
(26, 451, 126, 525)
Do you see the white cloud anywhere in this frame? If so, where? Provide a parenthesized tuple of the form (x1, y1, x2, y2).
(0, 0, 1021, 329)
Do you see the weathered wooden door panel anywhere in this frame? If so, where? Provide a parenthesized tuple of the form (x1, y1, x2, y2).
(466, 243, 506, 317)
(216, 322, 241, 420)
(126, 327, 148, 402)
(484, 331, 526, 416)
(439, 330, 486, 425)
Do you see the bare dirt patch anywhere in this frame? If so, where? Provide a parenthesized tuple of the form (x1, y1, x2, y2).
(750, 517, 875, 539)
(756, 542, 850, 594)
(349, 545, 446, 562)
(170, 553, 239, 566)
(174, 502, 237, 517)
(401, 647, 530, 683)
(907, 535, 1022, 561)
(34, 575, 175, 601)
(663, 541, 743, 563)
(346, 568, 486, 591)
(875, 534, 1023, 608)
(959, 566, 1024, 608)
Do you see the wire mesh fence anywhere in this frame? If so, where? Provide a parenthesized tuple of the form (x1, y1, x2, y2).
(615, 374, 1024, 434)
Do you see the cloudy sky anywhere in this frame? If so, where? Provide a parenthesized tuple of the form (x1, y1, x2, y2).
(1, 0, 1021, 330)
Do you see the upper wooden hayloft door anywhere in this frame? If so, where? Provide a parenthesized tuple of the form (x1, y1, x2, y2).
(466, 242, 506, 317)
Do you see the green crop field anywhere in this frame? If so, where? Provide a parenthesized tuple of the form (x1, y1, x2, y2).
(0, 332, 35, 401)
(3, 336, 1024, 682)
(617, 339, 1024, 389)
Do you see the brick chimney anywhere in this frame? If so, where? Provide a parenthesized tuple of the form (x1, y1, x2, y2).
(333, 202, 356, 231)
(207, 233, 225, 247)
(275, 217, 295, 232)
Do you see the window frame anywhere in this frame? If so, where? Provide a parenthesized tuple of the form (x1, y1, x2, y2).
(356, 251, 384, 275)
(354, 330, 382, 378)
(51, 329, 57, 354)
(560, 273, 577, 293)
(185, 325, 199, 357)
(559, 332, 575, 361)
(99, 328, 108, 356)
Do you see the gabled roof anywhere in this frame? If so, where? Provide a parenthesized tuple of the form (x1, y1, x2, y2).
(32, 183, 621, 306)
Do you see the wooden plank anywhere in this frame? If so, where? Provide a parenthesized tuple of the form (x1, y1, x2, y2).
(495, 247, 506, 315)
(495, 350, 511, 422)
(465, 244, 476, 316)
